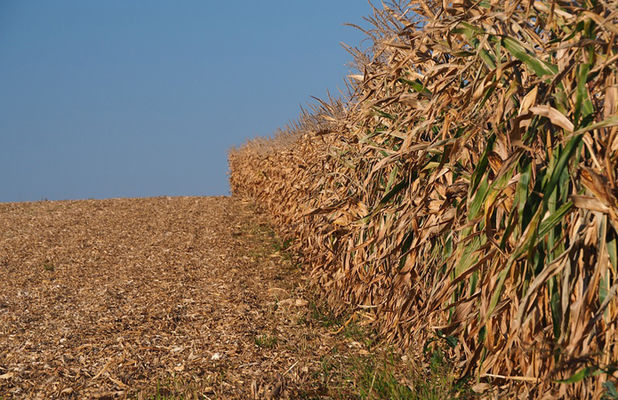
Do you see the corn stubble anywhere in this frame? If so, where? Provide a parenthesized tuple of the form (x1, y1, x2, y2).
(229, 1, 618, 398)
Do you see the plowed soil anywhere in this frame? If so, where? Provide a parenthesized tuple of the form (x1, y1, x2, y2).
(0, 197, 365, 399)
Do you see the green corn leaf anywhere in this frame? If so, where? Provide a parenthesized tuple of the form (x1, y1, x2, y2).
(470, 134, 495, 194)
(445, 335, 458, 348)
(571, 115, 618, 136)
(499, 208, 517, 250)
(360, 127, 387, 143)
(452, 22, 496, 68)
(554, 85, 569, 114)
(516, 160, 532, 222)
(478, 48, 496, 69)
(398, 230, 415, 269)
(608, 233, 618, 272)
(600, 269, 611, 308)
(514, 205, 543, 262)
(452, 22, 485, 38)
(454, 235, 482, 277)
(550, 279, 562, 339)
(486, 259, 513, 320)
(536, 201, 573, 243)
(575, 63, 594, 124)
(452, 50, 476, 57)
(501, 36, 558, 78)
(477, 80, 497, 109)
(483, 164, 516, 221)
(398, 77, 432, 97)
(380, 179, 408, 205)
(547, 185, 558, 261)
(422, 161, 441, 171)
(487, 205, 544, 319)
(385, 165, 399, 192)
(543, 135, 583, 207)
(603, 381, 618, 399)
(469, 176, 490, 219)
(556, 366, 600, 384)
(372, 107, 397, 121)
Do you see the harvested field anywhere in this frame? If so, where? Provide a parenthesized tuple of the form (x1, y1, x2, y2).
(0, 197, 373, 399)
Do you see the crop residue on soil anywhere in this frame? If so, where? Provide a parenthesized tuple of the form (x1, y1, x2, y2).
(0, 197, 365, 399)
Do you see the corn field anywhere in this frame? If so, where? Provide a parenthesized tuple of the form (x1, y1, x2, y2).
(229, 1, 618, 398)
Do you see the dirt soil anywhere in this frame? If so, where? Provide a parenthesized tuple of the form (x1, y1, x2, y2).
(0, 197, 368, 399)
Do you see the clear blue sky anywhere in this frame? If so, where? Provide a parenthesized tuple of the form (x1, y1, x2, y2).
(0, 1, 371, 202)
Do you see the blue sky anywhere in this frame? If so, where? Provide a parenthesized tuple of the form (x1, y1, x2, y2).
(0, 1, 371, 202)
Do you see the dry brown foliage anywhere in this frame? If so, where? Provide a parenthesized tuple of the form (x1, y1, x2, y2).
(229, 1, 618, 398)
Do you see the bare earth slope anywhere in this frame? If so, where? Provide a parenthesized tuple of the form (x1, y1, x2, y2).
(0, 197, 360, 399)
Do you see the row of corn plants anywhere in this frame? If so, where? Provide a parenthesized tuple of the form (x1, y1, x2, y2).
(229, 1, 618, 398)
